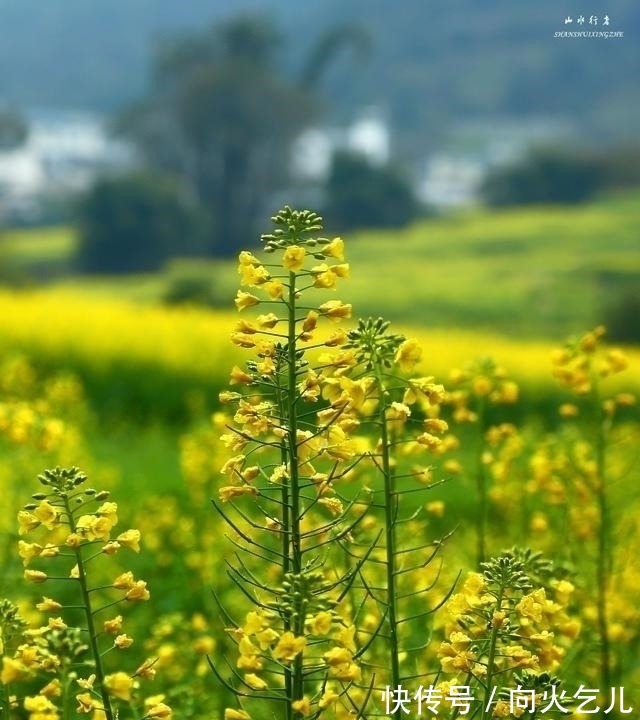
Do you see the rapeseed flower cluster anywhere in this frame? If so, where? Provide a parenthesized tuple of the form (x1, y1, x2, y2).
(215, 209, 372, 719)
(216, 208, 459, 718)
(550, 328, 636, 692)
(443, 358, 521, 564)
(439, 553, 576, 715)
(2, 467, 170, 720)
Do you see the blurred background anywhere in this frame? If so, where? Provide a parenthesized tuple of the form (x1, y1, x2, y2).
(0, 0, 639, 343)
(1, 6, 639, 712)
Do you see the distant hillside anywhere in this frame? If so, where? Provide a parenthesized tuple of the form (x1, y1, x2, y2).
(0, 0, 638, 147)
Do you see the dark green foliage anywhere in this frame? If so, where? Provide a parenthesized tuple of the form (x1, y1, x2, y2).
(323, 150, 419, 231)
(162, 264, 216, 306)
(76, 173, 206, 274)
(482, 144, 640, 207)
(604, 293, 640, 344)
(0, 244, 27, 287)
(481, 147, 607, 206)
(0, 107, 28, 150)
(601, 145, 640, 189)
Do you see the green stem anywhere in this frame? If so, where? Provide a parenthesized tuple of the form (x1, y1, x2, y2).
(1, 683, 10, 720)
(480, 587, 504, 720)
(285, 270, 303, 717)
(61, 673, 73, 720)
(475, 400, 488, 566)
(275, 369, 291, 580)
(593, 380, 611, 690)
(63, 497, 114, 720)
(286, 273, 302, 578)
(374, 365, 402, 708)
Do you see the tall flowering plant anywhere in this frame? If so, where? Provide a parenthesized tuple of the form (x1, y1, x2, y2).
(216, 208, 464, 719)
(2, 466, 169, 720)
(215, 208, 371, 720)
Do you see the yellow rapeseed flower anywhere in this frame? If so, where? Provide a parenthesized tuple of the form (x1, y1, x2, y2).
(75, 692, 96, 713)
(319, 688, 339, 709)
(18, 541, 42, 567)
(65, 533, 82, 548)
(272, 632, 305, 663)
(323, 237, 344, 260)
(395, 339, 422, 372)
(242, 611, 267, 635)
(146, 703, 172, 718)
(104, 671, 134, 701)
(117, 529, 141, 553)
(239, 264, 270, 287)
(1, 656, 28, 684)
(33, 500, 60, 530)
(292, 697, 311, 716)
(17, 511, 40, 535)
(125, 581, 150, 602)
(517, 588, 546, 624)
(311, 264, 337, 289)
(263, 280, 284, 300)
(104, 616, 123, 634)
(308, 611, 333, 635)
(224, 709, 252, 720)
(334, 624, 357, 652)
(230, 366, 253, 385)
(331, 263, 349, 278)
(243, 673, 267, 690)
(40, 678, 62, 698)
(238, 250, 260, 266)
(114, 634, 134, 649)
(75, 515, 111, 542)
(97, 502, 118, 524)
(256, 313, 279, 329)
(235, 291, 260, 312)
(318, 300, 352, 322)
(135, 659, 157, 680)
(24, 570, 48, 584)
(36, 597, 62, 613)
(23, 695, 58, 714)
(48, 618, 67, 631)
(282, 245, 306, 271)
(219, 486, 258, 502)
(76, 675, 96, 690)
(113, 572, 135, 590)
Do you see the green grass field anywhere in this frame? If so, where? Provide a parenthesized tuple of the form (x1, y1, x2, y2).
(1, 191, 638, 426)
(3, 191, 638, 341)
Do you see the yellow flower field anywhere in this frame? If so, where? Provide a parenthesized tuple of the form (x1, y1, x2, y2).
(0, 209, 639, 719)
(0, 288, 637, 407)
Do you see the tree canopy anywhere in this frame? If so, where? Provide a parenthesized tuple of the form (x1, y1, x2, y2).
(120, 15, 363, 256)
(77, 173, 206, 274)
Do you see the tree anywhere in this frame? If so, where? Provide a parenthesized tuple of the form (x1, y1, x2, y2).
(323, 150, 419, 231)
(76, 172, 206, 274)
(0, 108, 28, 151)
(481, 146, 607, 206)
(119, 14, 366, 256)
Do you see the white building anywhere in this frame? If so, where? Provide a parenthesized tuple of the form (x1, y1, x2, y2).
(0, 109, 133, 222)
